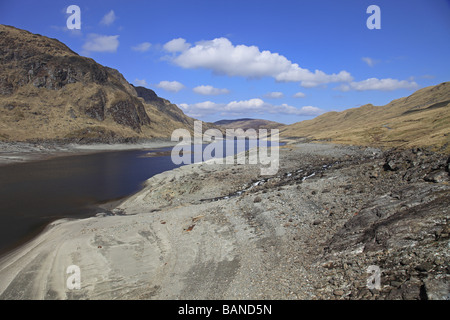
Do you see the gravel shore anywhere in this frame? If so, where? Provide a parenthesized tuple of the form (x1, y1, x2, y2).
(0, 141, 448, 299)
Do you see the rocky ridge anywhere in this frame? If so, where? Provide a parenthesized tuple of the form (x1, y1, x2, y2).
(0, 24, 198, 143)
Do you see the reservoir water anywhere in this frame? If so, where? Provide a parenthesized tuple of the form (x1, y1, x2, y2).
(0, 139, 280, 256)
(0, 147, 181, 256)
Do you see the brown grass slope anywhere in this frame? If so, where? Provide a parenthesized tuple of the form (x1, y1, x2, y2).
(0, 24, 200, 142)
(281, 82, 450, 152)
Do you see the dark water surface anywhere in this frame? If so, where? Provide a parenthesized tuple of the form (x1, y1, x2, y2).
(0, 147, 182, 256)
(0, 139, 281, 257)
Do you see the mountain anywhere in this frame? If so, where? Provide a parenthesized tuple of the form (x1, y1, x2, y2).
(281, 82, 450, 152)
(0, 24, 199, 143)
(133, 85, 193, 127)
(214, 118, 284, 131)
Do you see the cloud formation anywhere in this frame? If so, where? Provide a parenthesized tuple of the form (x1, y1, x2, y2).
(156, 80, 185, 92)
(134, 79, 148, 87)
(193, 85, 230, 95)
(337, 78, 419, 91)
(100, 10, 116, 26)
(293, 92, 306, 98)
(82, 34, 119, 53)
(179, 98, 324, 118)
(162, 37, 418, 93)
(167, 37, 352, 88)
(264, 92, 284, 99)
(163, 38, 191, 53)
(361, 57, 378, 67)
(132, 42, 151, 52)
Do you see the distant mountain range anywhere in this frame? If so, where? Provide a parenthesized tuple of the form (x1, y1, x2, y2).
(1, 24, 448, 151)
(0, 24, 205, 143)
(281, 82, 450, 152)
(214, 118, 284, 131)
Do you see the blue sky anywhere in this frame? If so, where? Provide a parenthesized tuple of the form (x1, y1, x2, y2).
(1, 0, 449, 124)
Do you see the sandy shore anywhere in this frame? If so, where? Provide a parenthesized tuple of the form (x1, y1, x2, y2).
(0, 142, 448, 299)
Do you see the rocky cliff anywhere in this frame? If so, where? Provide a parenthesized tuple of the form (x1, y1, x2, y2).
(134, 85, 192, 126)
(0, 25, 196, 143)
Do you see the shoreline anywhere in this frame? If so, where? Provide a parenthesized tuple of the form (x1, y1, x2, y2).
(0, 138, 283, 259)
(0, 134, 299, 167)
(0, 193, 131, 261)
(0, 139, 178, 258)
(0, 141, 448, 299)
(0, 139, 179, 167)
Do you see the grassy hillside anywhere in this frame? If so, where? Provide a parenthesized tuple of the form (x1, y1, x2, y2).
(281, 82, 450, 152)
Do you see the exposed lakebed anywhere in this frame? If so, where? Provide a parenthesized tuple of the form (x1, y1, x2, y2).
(0, 139, 280, 256)
(0, 142, 449, 299)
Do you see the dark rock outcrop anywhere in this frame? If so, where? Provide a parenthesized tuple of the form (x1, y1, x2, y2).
(108, 98, 150, 132)
(134, 85, 192, 126)
(0, 24, 152, 135)
(83, 89, 107, 121)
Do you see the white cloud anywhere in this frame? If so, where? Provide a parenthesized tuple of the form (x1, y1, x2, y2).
(100, 10, 116, 26)
(264, 92, 284, 99)
(293, 92, 306, 98)
(168, 37, 352, 87)
(172, 37, 291, 78)
(285, 105, 324, 116)
(179, 98, 325, 118)
(276, 68, 353, 87)
(179, 101, 219, 118)
(134, 79, 148, 87)
(361, 57, 378, 67)
(337, 78, 419, 92)
(163, 38, 191, 53)
(156, 80, 185, 92)
(132, 42, 151, 52)
(82, 34, 119, 53)
(193, 85, 230, 95)
(225, 98, 266, 112)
